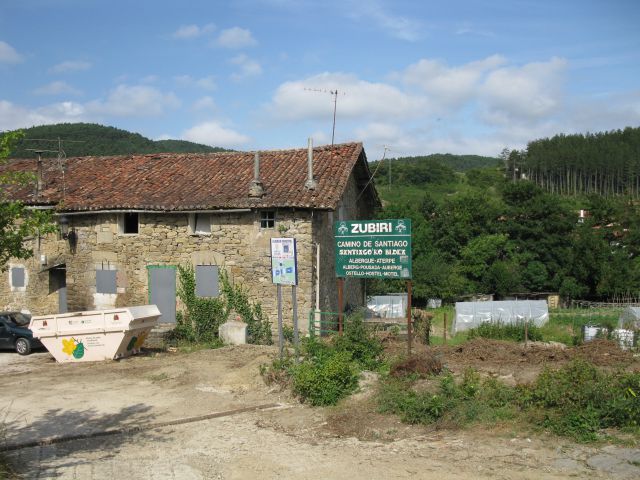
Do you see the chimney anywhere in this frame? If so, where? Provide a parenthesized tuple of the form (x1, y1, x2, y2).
(305, 137, 318, 190)
(248, 151, 264, 198)
(35, 151, 44, 199)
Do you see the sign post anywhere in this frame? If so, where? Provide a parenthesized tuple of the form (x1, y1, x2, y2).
(271, 238, 298, 359)
(334, 219, 412, 350)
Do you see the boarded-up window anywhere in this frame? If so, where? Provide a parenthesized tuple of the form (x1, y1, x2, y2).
(189, 213, 211, 235)
(96, 270, 117, 294)
(11, 267, 25, 288)
(196, 265, 219, 297)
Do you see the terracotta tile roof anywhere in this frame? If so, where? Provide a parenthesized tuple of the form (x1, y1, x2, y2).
(2, 142, 380, 212)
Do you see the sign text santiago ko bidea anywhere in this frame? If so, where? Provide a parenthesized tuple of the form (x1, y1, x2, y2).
(334, 219, 412, 279)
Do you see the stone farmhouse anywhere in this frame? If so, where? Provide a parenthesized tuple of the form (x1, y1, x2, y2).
(0, 141, 379, 331)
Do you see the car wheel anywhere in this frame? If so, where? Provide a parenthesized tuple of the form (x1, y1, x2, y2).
(15, 338, 31, 355)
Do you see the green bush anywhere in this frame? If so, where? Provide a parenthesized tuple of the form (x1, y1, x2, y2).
(332, 316, 384, 370)
(261, 316, 383, 406)
(175, 265, 225, 343)
(523, 360, 640, 440)
(220, 271, 272, 345)
(175, 265, 272, 345)
(291, 350, 359, 406)
(379, 358, 639, 441)
(467, 321, 543, 342)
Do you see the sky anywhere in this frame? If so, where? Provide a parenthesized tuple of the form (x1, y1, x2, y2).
(1, 0, 639, 160)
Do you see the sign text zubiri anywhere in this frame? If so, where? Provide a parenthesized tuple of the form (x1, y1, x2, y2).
(334, 219, 412, 279)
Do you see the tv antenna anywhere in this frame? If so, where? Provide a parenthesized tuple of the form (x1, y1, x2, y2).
(25, 137, 84, 202)
(303, 88, 345, 146)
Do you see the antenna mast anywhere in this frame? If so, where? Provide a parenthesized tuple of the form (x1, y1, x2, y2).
(303, 88, 345, 146)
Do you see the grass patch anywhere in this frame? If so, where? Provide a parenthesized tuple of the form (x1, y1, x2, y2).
(173, 338, 224, 353)
(467, 321, 543, 342)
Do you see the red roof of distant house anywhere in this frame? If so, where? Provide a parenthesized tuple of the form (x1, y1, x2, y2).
(3, 142, 379, 212)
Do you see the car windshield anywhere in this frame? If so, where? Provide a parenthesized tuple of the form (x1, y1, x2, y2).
(9, 313, 31, 326)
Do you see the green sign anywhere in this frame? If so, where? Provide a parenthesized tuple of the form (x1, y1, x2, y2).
(334, 219, 412, 279)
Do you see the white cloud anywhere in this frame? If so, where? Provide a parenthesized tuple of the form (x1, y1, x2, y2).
(33, 81, 82, 96)
(0, 100, 86, 131)
(230, 54, 262, 80)
(175, 75, 217, 90)
(86, 84, 180, 117)
(48, 60, 91, 74)
(192, 96, 217, 111)
(400, 55, 506, 110)
(345, 0, 421, 42)
(268, 72, 427, 121)
(214, 27, 257, 49)
(172, 23, 215, 39)
(0, 41, 23, 63)
(479, 57, 567, 124)
(182, 121, 250, 148)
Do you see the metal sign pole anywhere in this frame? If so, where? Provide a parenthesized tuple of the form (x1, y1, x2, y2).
(277, 283, 283, 359)
(337, 277, 344, 335)
(292, 285, 299, 361)
(407, 280, 412, 356)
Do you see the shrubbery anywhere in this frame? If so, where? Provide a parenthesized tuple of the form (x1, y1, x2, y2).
(467, 321, 543, 342)
(377, 357, 640, 442)
(175, 265, 272, 345)
(262, 316, 384, 406)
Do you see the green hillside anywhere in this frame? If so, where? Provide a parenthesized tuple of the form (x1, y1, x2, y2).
(371, 154, 504, 206)
(369, 130, 640, 305)
(6, 123, 229, 158)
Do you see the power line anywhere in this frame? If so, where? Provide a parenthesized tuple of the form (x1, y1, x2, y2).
(356, 144, 389, 202)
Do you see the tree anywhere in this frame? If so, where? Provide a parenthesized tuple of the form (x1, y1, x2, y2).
(0, 130, 56, 270)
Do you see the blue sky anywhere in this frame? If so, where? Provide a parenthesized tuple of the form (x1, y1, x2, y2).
(1, 0, 639, 160)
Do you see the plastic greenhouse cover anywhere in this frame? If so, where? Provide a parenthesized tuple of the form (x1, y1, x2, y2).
(366, 294, 408, 319)
(619, 306, 640, 328)
(453, 300, 549, 333)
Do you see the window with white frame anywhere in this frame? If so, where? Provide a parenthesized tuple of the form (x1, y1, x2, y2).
(189, 213, 211, 235)
(260, 210, 275, 229)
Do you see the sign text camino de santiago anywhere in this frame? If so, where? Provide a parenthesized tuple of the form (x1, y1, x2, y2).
(334, 219, 412, 279)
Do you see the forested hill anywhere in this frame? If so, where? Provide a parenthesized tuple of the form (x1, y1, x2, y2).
(510, 126, 640, 197)
(370, 153, 501, 187)
(6, 123, 229, 158)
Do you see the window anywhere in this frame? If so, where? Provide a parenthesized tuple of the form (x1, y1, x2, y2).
(196, 265, 219, 297)
(189, 213, 211, 235)
(11, 267, 25, 288)
(96, 270, 117, 294)
(119, 212, 139, 234)
(260, 211, 275, 229)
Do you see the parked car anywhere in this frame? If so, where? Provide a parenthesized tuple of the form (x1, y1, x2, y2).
(0, 311, 42, 355)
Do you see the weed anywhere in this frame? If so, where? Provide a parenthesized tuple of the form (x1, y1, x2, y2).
(175, 265, 272, 346)
(467, 321, 543, 342)
(146, 372, 170, 383)
(377, 358, 639, 442)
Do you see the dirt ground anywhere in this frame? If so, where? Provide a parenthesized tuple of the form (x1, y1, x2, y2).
(1, 339, 639, 479)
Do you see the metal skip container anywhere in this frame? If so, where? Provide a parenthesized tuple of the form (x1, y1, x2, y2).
(29, 305, 161, 363)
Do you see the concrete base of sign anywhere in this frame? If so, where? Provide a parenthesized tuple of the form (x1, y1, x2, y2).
(219, 321, 247, 345)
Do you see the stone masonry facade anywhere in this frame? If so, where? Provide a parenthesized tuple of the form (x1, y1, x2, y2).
(1, 173, 374, 333)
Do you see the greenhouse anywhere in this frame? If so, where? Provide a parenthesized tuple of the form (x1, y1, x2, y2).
(453, 300, 549, 333)
(619, 306, 640, 329)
